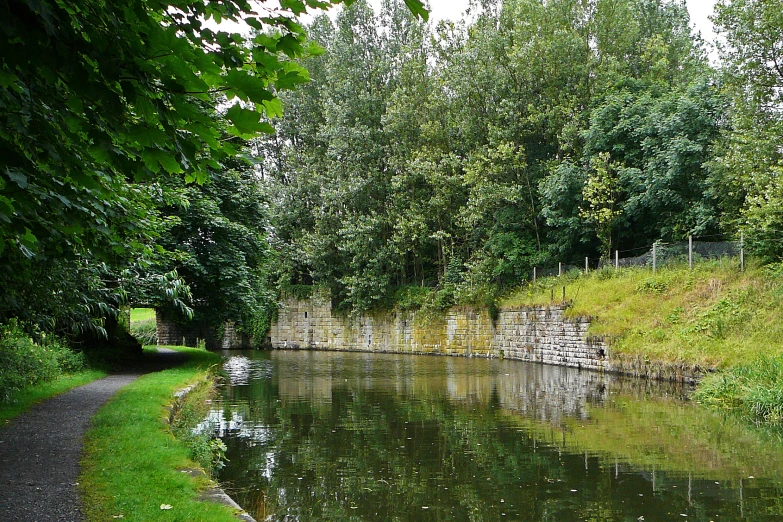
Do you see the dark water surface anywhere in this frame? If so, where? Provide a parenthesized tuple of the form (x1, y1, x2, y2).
(211, 350, 783, 521)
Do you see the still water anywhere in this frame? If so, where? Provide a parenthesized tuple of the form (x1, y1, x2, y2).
(209, 350, 783, 521)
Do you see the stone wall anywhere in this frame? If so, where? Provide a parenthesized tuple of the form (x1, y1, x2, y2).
(156, 312, 253, 350)
(268, 296, 610, 372)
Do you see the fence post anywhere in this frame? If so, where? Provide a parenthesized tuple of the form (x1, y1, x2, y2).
(689, 235, 693, 270)
(559, 262, 562, 277)
(741, 232, 745, 272)
(533, 266, 537, 283)
(653, 241, 657, 274)
(615, 250, 619, 271)
(585, 257, 589, 275)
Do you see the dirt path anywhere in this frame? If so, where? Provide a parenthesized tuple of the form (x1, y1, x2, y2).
(0, 349, 186, 522)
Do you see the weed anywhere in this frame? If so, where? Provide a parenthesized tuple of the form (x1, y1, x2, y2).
(169, 377, 227, 475)
(694, 355, 783, 424)
(636, 278, 668, 294)
(129, 319, 158, 346)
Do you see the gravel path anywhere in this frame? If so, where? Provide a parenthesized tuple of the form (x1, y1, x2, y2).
(0, 349, 187, 522)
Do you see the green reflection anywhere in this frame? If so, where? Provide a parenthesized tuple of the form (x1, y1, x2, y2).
(213, 351, 783, 521)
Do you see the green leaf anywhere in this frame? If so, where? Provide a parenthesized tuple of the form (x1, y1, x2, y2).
(225, 70, 274, 104)
(226, 104, 275, 135)
(134, 96, 159, 124)
(5, 168, 28, 189)
(262, 98, 284, 118)
(403, 0, 429, 21)
(154, 151, 184, 175)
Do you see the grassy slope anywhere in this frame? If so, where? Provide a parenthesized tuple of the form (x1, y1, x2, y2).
(80, 347, 240, 522)
(501, 259, 783, 370)
(0, 370, 107, 424)
(131, 307, 156, 324)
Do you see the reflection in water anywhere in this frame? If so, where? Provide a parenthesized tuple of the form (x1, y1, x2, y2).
(212, 350, 783, 521)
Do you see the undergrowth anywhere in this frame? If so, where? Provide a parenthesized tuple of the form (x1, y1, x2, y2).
(0, 320, 88, 401)
(169, 376, 227, 475)
(694, 355, 783, 424)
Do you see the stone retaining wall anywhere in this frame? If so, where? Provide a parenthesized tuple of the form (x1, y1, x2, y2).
(156, 311, 253, 350)
(268, 296, 610, 371)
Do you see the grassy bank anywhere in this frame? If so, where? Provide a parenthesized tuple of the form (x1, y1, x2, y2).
(0, 369, 107, 424)
(503, 259, 783, 369)
(80, 347, 240, 522)
(502, 258, 783, 421)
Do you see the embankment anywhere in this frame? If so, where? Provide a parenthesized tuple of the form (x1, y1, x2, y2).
(268, 296, 656, 377)
(268, 261, 783, 384)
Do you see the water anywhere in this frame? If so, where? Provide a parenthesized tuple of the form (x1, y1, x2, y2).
(210, 350, 783, 521)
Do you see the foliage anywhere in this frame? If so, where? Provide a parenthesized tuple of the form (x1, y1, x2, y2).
(129, 319, 158, 347)
(694, 355, 783, 423)
(580, 152, 624, 259)
(0, 320, 87, 401)
(170, 378, 228, 474)
(260, 0, 726, 313)
(711, 0, 783, 260)
(0, 0, 426, 345)
(156, 162, 274, 342)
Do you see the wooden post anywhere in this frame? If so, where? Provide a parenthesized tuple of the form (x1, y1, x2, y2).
(653, 242, 657, 274)
(741, 232, 745, 272)
(533, 266, 537, 283)
(689, 235, 693, 270)
(585, 257, 589, 274)
(558, 262, 562, 277)
(615, 250, 619, 271)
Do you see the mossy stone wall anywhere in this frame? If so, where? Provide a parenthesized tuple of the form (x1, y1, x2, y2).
(268, 296, 609, 371)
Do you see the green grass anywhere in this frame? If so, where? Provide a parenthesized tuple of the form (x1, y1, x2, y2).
(694, 355, 783, 424)
(0, 370, 107, 425)
(131, 307, 156, 324)
(80, 347, 241, 522)
(501, 258, 783, 369)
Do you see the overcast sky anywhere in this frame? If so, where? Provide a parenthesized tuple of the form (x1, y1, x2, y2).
(364, 0, 719, 48)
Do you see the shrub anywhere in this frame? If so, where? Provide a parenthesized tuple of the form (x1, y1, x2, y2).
(0, 322, 60, 400)
(129, 319, 158, 346)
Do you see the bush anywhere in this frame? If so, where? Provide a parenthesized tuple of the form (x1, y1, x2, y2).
(129, 319, 158, 346)
(0, 322, 65, 400)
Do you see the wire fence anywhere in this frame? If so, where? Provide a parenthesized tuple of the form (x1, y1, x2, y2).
(531, 235, 745, 282)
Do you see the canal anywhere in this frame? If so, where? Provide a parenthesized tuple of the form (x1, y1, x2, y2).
(208, 350, 783, 521)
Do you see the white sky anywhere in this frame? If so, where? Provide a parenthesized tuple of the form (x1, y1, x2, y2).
(365, 0, 719, 47)
(218, 1, 720, 57)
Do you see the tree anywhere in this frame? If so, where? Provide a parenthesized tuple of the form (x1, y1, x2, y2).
(580, 152, 624, 259)
(0, 0, 426, 337)
(711, 0, 783, 259)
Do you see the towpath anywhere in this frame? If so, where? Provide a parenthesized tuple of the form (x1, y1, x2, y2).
(0, 349, 186, 522)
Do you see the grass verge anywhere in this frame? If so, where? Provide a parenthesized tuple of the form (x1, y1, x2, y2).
(501, 258, 783, 422)
(693, 354, 783, 424)
(131, 307, 157, 323)
(502, 258, 783, 369)
(80, 347, 240, 522)
(0, 370, 107, 425)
